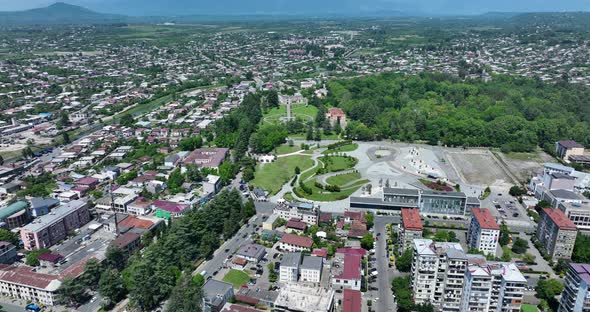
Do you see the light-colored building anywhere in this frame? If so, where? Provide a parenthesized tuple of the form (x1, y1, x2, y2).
(559, 263, 590, 312)
(202, 280, 234, 312)
(556, 140, 585, 162)
(262, 214, 279, 230)
(332, 254, 362, 291)
(399, 208, 422, 253)
(411, 239, 467, 312)
(278, 234, 313, 252)
(273, 202, 318, 226)
(300, 255, 323, 283)
(558, 201, 590, 233)
(460, 258, 526, 312)
(536, 208, 577, 260)
(274, 284, 334, 312)
(20, 200, 91, 250)
(467, 208, 500, 256)
(0, 264, 62, 306)
(279, 252, 302, 283)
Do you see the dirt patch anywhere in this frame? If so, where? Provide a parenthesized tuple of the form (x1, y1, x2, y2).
(447, 151, 511, 186)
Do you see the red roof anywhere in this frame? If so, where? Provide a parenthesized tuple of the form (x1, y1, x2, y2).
(344, 211, 365, 223)
(336, 254, 362, 280)
(343, 289, 362, 312)
(0, 265, 60, 290)
(319, 212, 332, 223)
(153, 200, 189, 213)
(312, 248, 328, 258)
(542, 208, 577, 230)
(38, 253, 63, 263)
(327, 107, 346, 117)
(287, 219, 308, 231)
(77, 177, 99, 185)
(401, 208, 423, 231)
(472, 208, 499, 230)
(118, 215, 155, 230)
(112, 232, 141, 249)
(336, 248, 367, 257)
(222, 304, 264, 312)
(280, 234, 313, 248)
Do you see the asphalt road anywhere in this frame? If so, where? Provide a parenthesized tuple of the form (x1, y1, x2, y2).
(0, 302, 25, 312)
(374, 217, 396, 312)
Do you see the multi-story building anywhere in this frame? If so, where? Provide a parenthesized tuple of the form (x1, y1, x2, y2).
(278, 234, 313, 252)
(399, 208, 422, 253)
(20, 200, 90, 250)
(556, 140, 585, 162)
(279, 252, 302, 283)
(461, 258, 526, 312)
(411, 239, 467, 312)
(467, 208, 500, 256)
(536, 208, 577, 259)
(273, 202, 318, 225)
(202, 280, 234, 312)
(0, 242, 17, 264)
(558, 201, 590, 233)
(559, 263, 590, 312)
(0, 264, 62, 306)
(300, 255, 323, 283)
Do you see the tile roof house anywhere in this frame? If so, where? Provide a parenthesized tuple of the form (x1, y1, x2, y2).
(278, 234, 313, 252)
(183, 148, 229, 169)
(332, 254, 362, 291)
(153, 200, 190, 219)
(0, 264, 62, 306)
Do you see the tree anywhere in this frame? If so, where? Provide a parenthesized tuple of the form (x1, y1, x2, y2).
(167, 168, 185, 194)
(498, 222, 510, 246)
(267, 90, 279, 108)
(57, 278, 88, 306)
(178, 136, 203, 151)
(501, 246, 512, 262)
(0, 229, 19, 245)
(360, 233, 374, 250)
(365, 212, 374, 229)
(573, 233, 590, 263)
(165, 273, 203, 312)
(522, 253, 536, 264)
(81, 258, 102, 290)
(119, 113, 135, 127)
(242, 167, 255, 182)
(509, 185, 525, 197)
(535, 279, 564, 302)
(396, 248, 413, 272)
(511, 237, 529, 254)
(63, 131, 71, 144)
(99, 269, 126, 306)
(433, 230, 450, 242)
(294, 166, 301, 174)
(448, 230, 457, 242)
(105, 245, 126, 271)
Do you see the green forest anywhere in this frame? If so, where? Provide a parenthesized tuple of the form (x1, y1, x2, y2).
(326, 73, 590, 152)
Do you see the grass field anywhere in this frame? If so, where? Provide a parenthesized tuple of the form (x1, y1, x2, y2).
(250, 155, 315, 195)
(320, 156, 358, 172)
(326, 172, 362, 186)
(296, 179, 368, 202)
(322, 143, 358, 154)
(223, 269, 250, 288)
(263, 103, 317, 124)
(520, 304, 538, 312)
(274, 144, 302, 155)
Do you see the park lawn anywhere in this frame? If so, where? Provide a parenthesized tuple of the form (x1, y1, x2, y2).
(321, 156, 358, 172)
(250, 155, 314, 195)
(264, 103, 318, 123)
(326, 172, 362, 186)
(295, 179, 369, 202)
(274, 144, 301, 155)
(322, 143, 359, 154)
(520, 304, 538, 312)
(223, 269, 250, 288)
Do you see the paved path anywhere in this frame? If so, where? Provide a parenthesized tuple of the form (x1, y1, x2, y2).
(374, 217, 397, 312)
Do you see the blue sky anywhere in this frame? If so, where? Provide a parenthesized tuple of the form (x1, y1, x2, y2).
(1, 0, 589, 15)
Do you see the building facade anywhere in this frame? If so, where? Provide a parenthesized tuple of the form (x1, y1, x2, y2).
(559, 263, 590, 312)
(279, 252, 302, 283)
(536, 208, 577, 259)
(0, 264, 61, 306)
(399, 208, 423, 253)
(467, 208, 500, 256)
(300, 256, 323, 283)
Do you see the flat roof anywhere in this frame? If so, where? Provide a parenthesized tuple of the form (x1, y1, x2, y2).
(383, 188, 420, 196)
(542, 208, 577, 231)
(280, 252, 302, 268)
(22, 199, 87, 232)
(401, 208, 422, 231)
(274, 285, 334, 312)
(343, 289, 362, 312)
(571, 263, 590, 286)
(301, 255, 323, 271)
(472, 208, 499, 230)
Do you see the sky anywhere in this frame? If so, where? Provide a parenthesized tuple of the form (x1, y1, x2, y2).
(1, 0, 590, 15)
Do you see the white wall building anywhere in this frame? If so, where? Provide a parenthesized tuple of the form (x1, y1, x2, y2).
(279, 252, 302, 283)
(467, 208, 500, 256)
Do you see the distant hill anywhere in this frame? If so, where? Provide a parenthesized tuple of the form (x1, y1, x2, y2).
(0, 2, 126, 25)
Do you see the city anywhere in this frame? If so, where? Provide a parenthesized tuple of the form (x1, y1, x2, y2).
(0, 1, 590, 312)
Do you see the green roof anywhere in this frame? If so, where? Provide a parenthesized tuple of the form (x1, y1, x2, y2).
(0, 201, 28, 220)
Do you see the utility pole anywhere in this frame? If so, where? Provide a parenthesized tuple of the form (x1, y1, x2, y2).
(109, 181, 119, 237)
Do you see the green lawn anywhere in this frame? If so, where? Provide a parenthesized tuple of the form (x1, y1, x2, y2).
(326, 172, 362, 186)
(250, 155, 315, 195)
(223, 269, 250, 288)
(263, 103, 318, 124)
(320, 156, 358, 172)
(274, 144, 302, 155)
(295, 179, 369, 202)
(289, 133, 341, 140)
(520, 304, 538, 312)
(322, 143, 359, 154)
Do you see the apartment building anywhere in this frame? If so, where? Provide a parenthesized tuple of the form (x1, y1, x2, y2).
(559, 263, 590, 312)
(411, 239, 467, 312)
(536, 208, 577, 259)
(273, 202, 318, 225)
(20, 200, 91, 250)
(467, 208, 500, 256)
(461, 258, 526, 312)
(399, 208, 423, 253)
(0, 264, 62, 306)
(300, 255, 323, 283)
(279, 252, 302, 283)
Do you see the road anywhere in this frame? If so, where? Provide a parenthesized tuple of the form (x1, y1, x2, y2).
(374, 217, 396, 312)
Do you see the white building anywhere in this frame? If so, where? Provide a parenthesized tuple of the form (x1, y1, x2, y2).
(467, 208, 500, 256)
(279, 252, 302, 283)
(411, 239, 467, 312)
(273, 202, 318, 226)
(300, 256, 323, 284)
(0, 265, 61, 306)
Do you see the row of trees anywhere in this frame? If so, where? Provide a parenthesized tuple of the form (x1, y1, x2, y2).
(326, 72, 590, 152)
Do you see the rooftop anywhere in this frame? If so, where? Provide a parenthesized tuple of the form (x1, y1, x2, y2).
(280, 252, 302, 268)
(472, 208, 499, 230)
(22, 200, 87, 232)
(542, 208, 577, 230)
(342, 289, 362, 312)
(274, 284, 334, 312)
(0, 264, 61, 291)
(0, 201, 28, 220)
(335, 254, 362, 280)
(571, 263, 590, 286)
(280, 234, 313, 249)
(301, 255, 323, 271)
(236, 244, 266, 259)
(401, 208, 422, 231)
(558, 140, 584, 149)
(112, 232, 141, 249)
(203, 279, 233, 301)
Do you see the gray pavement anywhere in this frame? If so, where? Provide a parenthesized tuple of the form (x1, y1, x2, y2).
(373, 217, 396, 312)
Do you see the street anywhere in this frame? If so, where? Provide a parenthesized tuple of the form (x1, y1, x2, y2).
(373, 217, 396, 312)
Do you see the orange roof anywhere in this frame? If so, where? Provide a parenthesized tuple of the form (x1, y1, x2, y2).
(401, 208, 423, 231)
(542, 208, 577, 230)
(472, 208, 499, 230)
(118, 215, 154, 230)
